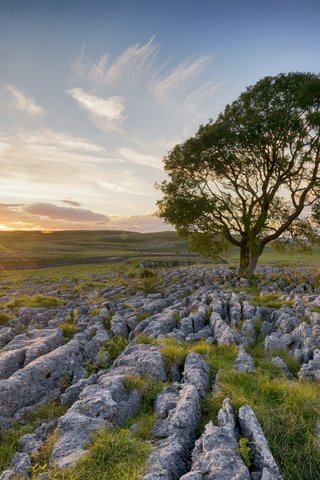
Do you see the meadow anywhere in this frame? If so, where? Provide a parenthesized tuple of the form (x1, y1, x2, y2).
(0, 230, 320, 282)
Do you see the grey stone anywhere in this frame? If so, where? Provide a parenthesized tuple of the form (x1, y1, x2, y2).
(155, 384, 180, 418)
(142, 384, 201, 480)
(185, 325, 213, 342)
(134, 313, 177, 338)
(60, 374, 99, 405)
(11, 452, 31, 475)
(0, 327, 15, 349)
(260, 321, 274, 338)
(0, 416, 12, 431)
(210, 312, 238, 345)
(110, 314, 129, 337)
(18, 433, 43, 453)
(298, 349, 320, 381)
(270, 357, 292, 378)
(182, 399, 250, 480)
(0, 471, 18, 480)
(238, 405, 281, 478)
(179, 317, 194, 336)
(0, 336, 86, 417)
(0, 328, 63, 379)
(264, 333, 288, 352)
(182, 353, 210, 398)
(113, 344, 166, 381)
(233, 345, 255, 373)
(51, 344, 166, 468)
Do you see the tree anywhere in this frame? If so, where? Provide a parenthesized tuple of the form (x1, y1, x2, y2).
(157, 72, 320, 278)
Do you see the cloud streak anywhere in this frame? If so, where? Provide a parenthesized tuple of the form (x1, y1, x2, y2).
(0, 203, 171, 232)
(23, 203, 109, 223)
(6, 85, 46, 116)
(73, 37, 158, 87)
(151, 56, 210, 101)
(67, 87, 125, 131)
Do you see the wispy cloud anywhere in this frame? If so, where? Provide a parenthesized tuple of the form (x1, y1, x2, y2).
(6, 85, 46, 116)
(105, 36, 158, 85)
(117, 147, 162, 170)
(62, 199, 82, 207)
(25, 129, 105, 153)
(183, 80, 223, 117)
(67, 87, 125, 131)
(73, 37, 158, 87)
(151, 56, 210, 101)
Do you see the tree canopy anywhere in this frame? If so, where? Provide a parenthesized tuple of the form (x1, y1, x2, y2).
(157, 72, 320, 278)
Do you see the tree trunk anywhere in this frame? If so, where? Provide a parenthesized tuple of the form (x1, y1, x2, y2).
(238, 240, 263, 279)
(238, 240, 250, 278)
(246, 253, 260, 278)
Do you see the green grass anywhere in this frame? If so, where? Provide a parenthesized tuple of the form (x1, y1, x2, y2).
(101, 336, 128, 360)
(210, 371, 320, 480)
(0, 401, 67, 473)
(158, 338, 237, 379)
(251, 293, 293, 309)
(248, 342, 300, 377)
(48, 375, 164, 480)
(5, 295, 61, 309)
(135, 312, 150, 322)
(48, 428, 151, 480)
(122, 374, 164, 411)
(0, 312, 12, 326)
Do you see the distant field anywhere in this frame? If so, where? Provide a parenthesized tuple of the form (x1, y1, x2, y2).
(0, 230, 319, 281)
(0, 230, 197, 279)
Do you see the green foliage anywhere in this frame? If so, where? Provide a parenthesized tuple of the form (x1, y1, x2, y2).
(253, 319, 263, 336)
(139, 268, 155, 279)
(102, 336, 128, 360)
(122, 374, 164, 410)
(160, 339, 237, 379)
(59, 369, 72, 392)
(238, 437, 253, 468)
(48, 428, 151, 480)
(251, 293, 293, 309)
(135, 312, 150, 322)
(160, 342, 188, 374)
(83, 358, 107, 377)
(29, 430, 59, 479)
(102, 312, 113, 329)
(0, 401, 66, 473)
(58, 322, 76, 341)
(0, 312, 11, 326)
(58, 308, 78, 342)
(6, 295, 61, 309)
(157, 72, 320, 278)
(134, 334, 157, 345)
(216, 370, 320, 480)
(172, 310, 181, 324)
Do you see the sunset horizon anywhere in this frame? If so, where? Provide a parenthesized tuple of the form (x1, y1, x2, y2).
(1, 0, 320, 232)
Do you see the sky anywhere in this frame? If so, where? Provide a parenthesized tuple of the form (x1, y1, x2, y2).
(0, 0, 320, 232)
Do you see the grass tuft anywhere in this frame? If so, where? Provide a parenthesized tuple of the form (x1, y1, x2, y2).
(0, 312, 12, 326)
(48, 428, 151, 480)
(251, 293, 293, 309)
(6, 295, 61, 309)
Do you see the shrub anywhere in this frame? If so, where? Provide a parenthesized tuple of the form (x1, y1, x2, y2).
(238, 437, 253, 468)
(102, 336, 128, 360)
(0, 312, 11, 326)
(58, 322, 76, 342)
(139, 268, 155, 279)
(135, 312, 150, 322)
(251, 293, 293, 309)
(6, 295, 61, 309)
